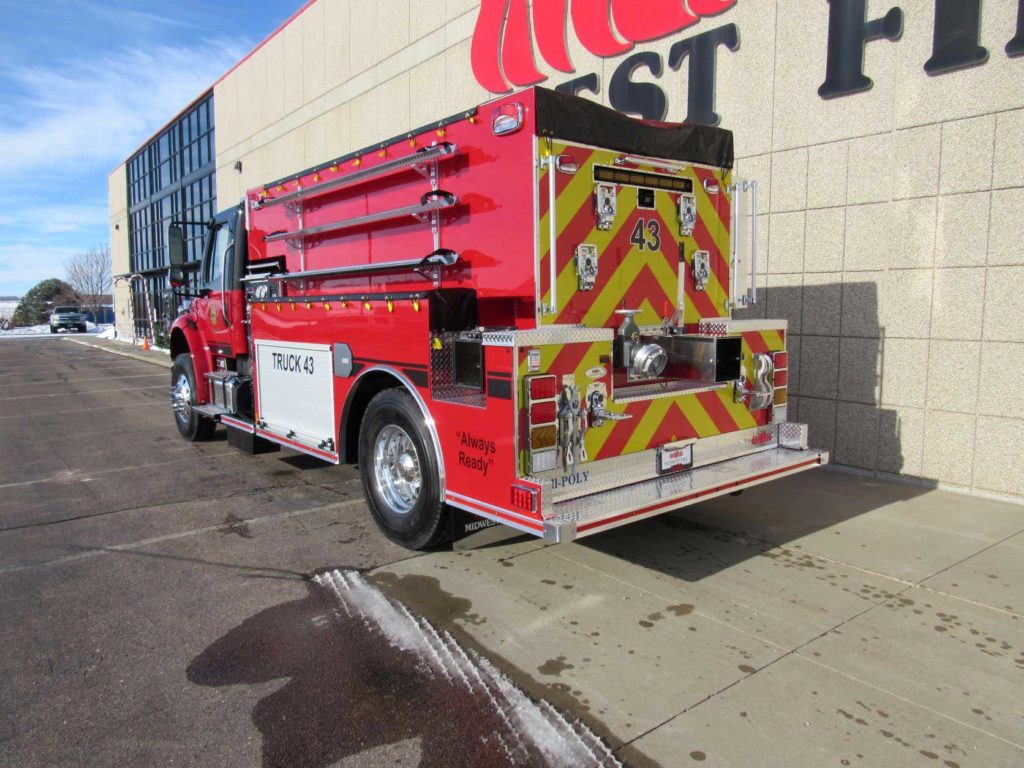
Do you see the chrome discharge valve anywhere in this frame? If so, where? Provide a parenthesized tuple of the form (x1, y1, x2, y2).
(632, 343, 668, 378)
(615, 308, 668, 381)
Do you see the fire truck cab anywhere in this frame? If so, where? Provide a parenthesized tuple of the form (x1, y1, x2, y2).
(167, 86, 827, 550)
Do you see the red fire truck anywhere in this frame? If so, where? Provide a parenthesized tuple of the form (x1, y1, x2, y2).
(166, 86, 827, 550)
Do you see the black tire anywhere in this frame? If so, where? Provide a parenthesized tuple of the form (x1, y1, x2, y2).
(49, 326, 57, 334)
(78, 324, 87, 333)
(358, 388, 450, 550)
(170, 353, 215, 442)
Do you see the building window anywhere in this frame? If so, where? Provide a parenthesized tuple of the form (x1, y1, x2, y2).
(124, 93, 216, 339)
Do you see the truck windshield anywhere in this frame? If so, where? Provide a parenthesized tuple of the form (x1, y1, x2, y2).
(54, 307, 78, 313)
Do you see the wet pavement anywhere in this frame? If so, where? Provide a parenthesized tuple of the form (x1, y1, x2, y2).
(1, 336, 1023, 767)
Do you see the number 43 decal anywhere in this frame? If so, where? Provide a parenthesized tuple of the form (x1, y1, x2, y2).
(629, 218, 662, 252)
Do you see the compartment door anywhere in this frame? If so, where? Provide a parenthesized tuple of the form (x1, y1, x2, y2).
(254, 340, 336, 450)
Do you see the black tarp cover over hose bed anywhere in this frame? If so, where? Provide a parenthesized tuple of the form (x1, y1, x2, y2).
(532, 86, 734, 169)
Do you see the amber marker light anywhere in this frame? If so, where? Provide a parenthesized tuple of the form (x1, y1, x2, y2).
(530, 425, 557, 450)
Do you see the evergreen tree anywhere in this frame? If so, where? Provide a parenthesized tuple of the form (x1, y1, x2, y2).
(11, 278, 79, 327)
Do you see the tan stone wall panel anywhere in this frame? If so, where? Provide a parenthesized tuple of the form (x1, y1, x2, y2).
(926, 340, 980, 414)
(935, 192, 990, 268)
(806, 142, 848, 210)
(992, 109, 1024, 191)
(922, 410, 976, 488)
(890, 197, 936, 270)
(847, 133, 894, 206)
(893, 124, 941, 200)
(322, 0, 351, 90)
(939, 115, 996, 195)
(409, 54, 446, 128)
(302, 0, 328, 102)
(771, 0, 897, 150)
(894, 0, 1024, 129)
(972, 417, 1024, 498)
(349, 0, 410, 77)
(987, 189, 1024, 266)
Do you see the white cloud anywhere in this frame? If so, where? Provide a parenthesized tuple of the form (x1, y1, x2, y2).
(0, 243, 81, 294)
(0, 203, 108, 234)
(0, 38, 249, 178)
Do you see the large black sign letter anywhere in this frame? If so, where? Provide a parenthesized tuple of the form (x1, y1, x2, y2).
(1009, 0, 1024, 57)
(556, 73, 601, 98)
(925, 0, 988, 74)
(609, 52, 668, 121)
(818, 0, 903, 99)
(668, 24, 740, 126)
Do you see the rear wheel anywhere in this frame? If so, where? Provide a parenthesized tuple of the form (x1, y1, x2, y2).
(170, 353, 215, 441)
(358, 388, 449, 550)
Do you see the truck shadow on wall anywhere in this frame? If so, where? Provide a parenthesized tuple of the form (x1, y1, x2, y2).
(584, 280, 937, 580)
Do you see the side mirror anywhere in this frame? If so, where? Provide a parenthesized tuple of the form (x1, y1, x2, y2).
(168, 223, 186, 287)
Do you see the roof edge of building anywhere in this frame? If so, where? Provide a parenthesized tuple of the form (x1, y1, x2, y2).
(109, 0, 318, 178)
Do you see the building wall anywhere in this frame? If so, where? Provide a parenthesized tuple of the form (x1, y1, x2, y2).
(113, 0, 1024, 501)
(107, 162, 133, 339)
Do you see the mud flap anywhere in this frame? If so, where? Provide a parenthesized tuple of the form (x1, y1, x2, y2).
(226, 424, 281, 455)
(449, 506, 529, 551)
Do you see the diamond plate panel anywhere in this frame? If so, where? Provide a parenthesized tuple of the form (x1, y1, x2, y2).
(698, 318, 789, 335)
(430, 333, 486, 408)
(484, 326, 613, 347)
(779, 422, 808, 449)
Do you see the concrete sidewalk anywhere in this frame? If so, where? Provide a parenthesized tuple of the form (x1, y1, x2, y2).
(370, 470, 1024, 767)
(66, 335, 172, 368)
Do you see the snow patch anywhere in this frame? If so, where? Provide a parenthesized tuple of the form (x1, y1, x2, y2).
(315, 570, 621, 768)
(0, 323, 50, 336)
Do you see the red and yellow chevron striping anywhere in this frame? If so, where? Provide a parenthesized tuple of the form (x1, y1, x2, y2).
(536, 141, 732, 329)
(517, 326, 785, 470)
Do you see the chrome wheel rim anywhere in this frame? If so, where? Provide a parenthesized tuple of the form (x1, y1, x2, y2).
(171, 373, 192, 426)
(373, 425, 421, 514)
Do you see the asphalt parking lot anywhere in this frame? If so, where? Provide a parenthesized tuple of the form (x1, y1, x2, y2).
(1, 337, 1022, 767)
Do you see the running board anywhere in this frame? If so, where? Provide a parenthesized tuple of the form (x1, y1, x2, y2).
(194, 403, 230, 418)
(542, 447, 829, 543)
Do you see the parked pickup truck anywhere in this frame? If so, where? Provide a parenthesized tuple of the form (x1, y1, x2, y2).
(49, 306, 88, 333)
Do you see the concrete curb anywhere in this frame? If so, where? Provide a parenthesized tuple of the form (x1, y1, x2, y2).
(66, 338, 173, 369)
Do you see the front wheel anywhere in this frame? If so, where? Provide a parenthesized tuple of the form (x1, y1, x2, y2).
(358, 389, 449, 550)
(170, 353, 215, 441)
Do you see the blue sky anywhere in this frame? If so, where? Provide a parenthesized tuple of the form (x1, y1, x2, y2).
(0, 0, 301, 296)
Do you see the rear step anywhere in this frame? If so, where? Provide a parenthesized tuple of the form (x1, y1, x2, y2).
(542, 446, 828, 543)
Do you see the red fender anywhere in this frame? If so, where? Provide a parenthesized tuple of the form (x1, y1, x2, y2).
(170, 317, 212, 405)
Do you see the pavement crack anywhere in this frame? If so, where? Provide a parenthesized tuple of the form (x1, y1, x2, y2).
(0, 498, 367, 575)
(0, 483, 313, 533)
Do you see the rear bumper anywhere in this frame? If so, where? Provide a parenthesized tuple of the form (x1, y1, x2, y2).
(542, 445, 828, 543)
